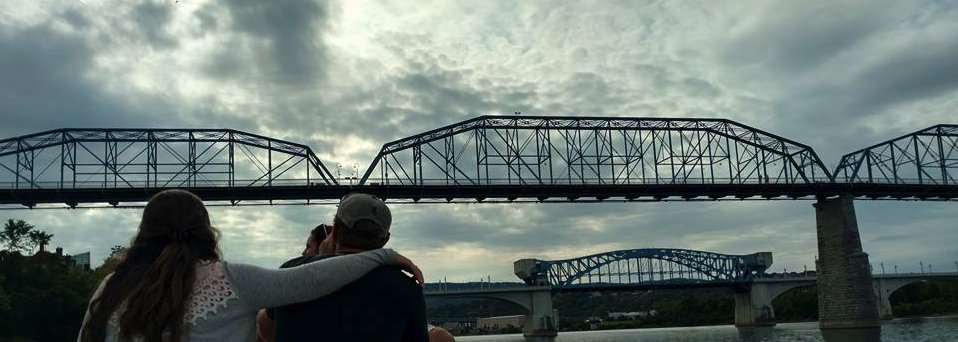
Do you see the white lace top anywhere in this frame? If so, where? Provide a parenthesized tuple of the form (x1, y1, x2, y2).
(78, 249, 396, 342)
(186, 261, 238, 325)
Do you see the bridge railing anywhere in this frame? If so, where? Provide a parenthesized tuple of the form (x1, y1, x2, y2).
(0, 179, 330, 189)
(359, 177, 835, 186)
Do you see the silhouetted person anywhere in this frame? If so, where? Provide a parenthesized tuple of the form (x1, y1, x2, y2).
(257, 224, 333, 341)
(269, 193, 428, 342)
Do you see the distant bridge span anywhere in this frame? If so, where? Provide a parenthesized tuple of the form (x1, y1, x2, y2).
(513, 248, 773, 290)
(1, 116, 955, 207)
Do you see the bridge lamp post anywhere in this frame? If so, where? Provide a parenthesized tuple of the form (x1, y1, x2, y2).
(336, 164, 342, 180)
(881, 262, 885, 275)
(920, 261, 925, 274)
(894, 265, 898, 274)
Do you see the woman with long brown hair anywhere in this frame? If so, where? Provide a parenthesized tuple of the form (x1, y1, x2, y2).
(77, 189, 422, 341)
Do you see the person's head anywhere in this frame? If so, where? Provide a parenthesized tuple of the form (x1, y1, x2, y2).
(81, 189, 220, 342)
(302, 224, 330, 256)
(331, 193, 391, 251)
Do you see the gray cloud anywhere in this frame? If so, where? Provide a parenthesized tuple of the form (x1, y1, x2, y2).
(849, 39, 958, 116)
(721, 1, 896, 73)
(132, 1, 177, 48)
(60, 9, 91, 29)
(0, 24, 161, 137)
(217, 0, 328, 86)
(716, 1, 958, 162)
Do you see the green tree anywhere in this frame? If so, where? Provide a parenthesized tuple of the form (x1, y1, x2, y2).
(0, 274, 10, 311)
(109, 244, 126, 258)
(0, 223, 105, 342)
(1, 219, 35, 253)
(1, 219, 55, 255)
(28, 229, 54, 254)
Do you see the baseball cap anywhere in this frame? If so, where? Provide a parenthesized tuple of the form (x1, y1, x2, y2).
(335, 193, 391, 232)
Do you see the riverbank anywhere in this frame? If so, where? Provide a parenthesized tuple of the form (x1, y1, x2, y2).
(429, 281, 958, 335)
(455, 316, 958, 342)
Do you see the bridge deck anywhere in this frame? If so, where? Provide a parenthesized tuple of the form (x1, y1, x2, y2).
(754, 272, 958, 284)
(3, 183, 956, 207)
(423, 273, 958, 295)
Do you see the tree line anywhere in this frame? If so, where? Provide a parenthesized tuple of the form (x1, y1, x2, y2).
(0, 219, 121, 342)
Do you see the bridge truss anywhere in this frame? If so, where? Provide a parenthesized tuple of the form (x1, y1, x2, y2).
(0, 116, 956, 206)
(0, 129, 336, 206)
(363, 116, 832, 186)
(834, 124, 958, 187)
(514, 248, 772, 290)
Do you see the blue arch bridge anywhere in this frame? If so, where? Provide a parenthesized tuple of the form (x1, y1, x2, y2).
(423, 248, 958, 337)
(514, 248, 772, 291)
(1, 115, 956, 337)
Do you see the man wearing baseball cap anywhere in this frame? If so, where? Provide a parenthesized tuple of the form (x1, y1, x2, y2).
(269, 193, 428, 342)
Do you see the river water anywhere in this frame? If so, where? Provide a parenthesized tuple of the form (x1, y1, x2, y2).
(456, 316, 958, 342)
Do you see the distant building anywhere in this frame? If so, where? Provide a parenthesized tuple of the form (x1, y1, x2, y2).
(72, 252, 91, 270)
(608, 310, 657, 319)
(477, 315, 525, 330)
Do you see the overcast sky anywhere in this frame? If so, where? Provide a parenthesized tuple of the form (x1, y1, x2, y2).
(1, 0, 956, 282)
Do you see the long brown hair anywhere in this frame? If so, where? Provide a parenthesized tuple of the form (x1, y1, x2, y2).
(81, 189, 221, 341)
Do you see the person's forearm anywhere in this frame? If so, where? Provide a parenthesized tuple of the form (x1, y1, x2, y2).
(226, 249, 396, 308)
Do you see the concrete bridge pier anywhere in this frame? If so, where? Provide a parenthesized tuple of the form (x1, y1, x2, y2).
(873, 276, 919, 320)
(734, 285, 776, 327)
(424, 287, 557, 340)
(734, 280, 809, 327)
(523, 289, 558, 338)
(814, 195, 880, 335)
(877, 294, 894, 320)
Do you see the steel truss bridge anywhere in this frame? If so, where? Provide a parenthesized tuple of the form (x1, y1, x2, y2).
(0, 116, 956, 207)
(513, 248, 773, 291)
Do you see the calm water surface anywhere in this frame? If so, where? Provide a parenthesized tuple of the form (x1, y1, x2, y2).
(456, 316, 958, 342)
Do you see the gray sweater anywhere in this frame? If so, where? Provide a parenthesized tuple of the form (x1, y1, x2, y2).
(78, 248, 397, 341)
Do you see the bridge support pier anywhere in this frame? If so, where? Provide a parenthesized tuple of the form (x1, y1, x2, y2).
(734, 285, 776, 327)
(873, 276, 920, 320)
(877, 295, 894, 320)
(523, 289, 558, 338)
(734, 280, 811, 327)
(814, 195, 880, 333)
